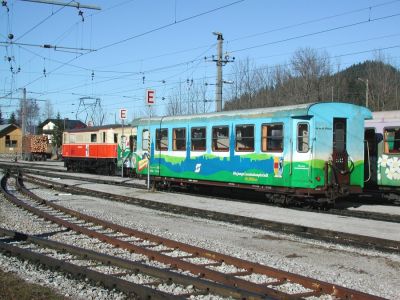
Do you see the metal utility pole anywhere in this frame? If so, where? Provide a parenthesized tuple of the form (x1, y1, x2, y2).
(21, 88, 26, 136)
(210, 32, 234, 112)
(215, 32, 223, 112)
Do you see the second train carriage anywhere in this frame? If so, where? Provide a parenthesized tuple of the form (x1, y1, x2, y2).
(62, 124, 137, 175)
(365, 110, 400, 198)
(132, 102, 371, 204)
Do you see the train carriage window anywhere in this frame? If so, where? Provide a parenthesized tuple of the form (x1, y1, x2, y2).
(212, 126, 229, 152)
(156, 128, 168, 151)
(91, 134, 97, 143)
(236, 125, 254, 152)
(384, 127, 400, 153)
(142, 129, 149, 151)
(173, 128, 186, 151)
(297, 123, 309, 153)
(191, 127, 206, 151)
(262, 124, 283, 152)
(333, 119, 346, 152)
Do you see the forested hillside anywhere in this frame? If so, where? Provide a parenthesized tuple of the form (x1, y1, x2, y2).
(224, 48, 400, 112)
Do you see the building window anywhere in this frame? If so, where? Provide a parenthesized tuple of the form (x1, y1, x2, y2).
(262, 124, 283, 152)
(173, 128, 186, 151)
(191, 127, 206, 151)
(91, 133, 97, 143)
(212, 126, 229, 152)
(297, 123, 309, 152)
(5, 135, 17, 147)
(156, 128, 168, 151)
(142, 129, 149, 151)
(384, 127, 400, 153)
(236, 125, 254, 152)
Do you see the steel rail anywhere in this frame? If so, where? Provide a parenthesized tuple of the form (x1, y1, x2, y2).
(0, 227, 264, 300)
(22, 172, 400, 254)
(2, 162, 400, 222)
(3, 172, 386, 300)
(5, 174, 293, 299)
(0, 229, 180, 299)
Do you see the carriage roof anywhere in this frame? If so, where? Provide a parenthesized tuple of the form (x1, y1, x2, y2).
(132, 102, 371, 126)
(64, 124, 123, 133)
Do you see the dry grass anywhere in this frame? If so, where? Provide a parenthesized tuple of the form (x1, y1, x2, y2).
(0, 268, 66, 300)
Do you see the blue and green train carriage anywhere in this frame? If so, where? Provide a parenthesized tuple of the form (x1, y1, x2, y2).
(131, 102, 371, 204)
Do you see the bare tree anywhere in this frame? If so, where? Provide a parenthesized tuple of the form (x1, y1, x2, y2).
(225, 58, 274, 110)
(16, 100, 40, 134)
(166, 81, 184, 116)
(42, 100, 54, 120)
(291, 47, 331, 102)
(367, 52, 398, 111)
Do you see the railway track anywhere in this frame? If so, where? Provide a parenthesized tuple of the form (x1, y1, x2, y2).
(14, 171, 400, 253)
(1, 161, 400, 224)
(0, 172, 386, 300)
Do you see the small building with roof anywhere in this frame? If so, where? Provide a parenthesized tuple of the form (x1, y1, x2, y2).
(0, 124, 22, 156)
(39, 118, 86, 144)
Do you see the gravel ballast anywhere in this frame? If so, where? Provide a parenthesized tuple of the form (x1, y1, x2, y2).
(1, 181, 400, 299)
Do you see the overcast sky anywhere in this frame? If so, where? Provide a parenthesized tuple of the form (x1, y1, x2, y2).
(1, 0, 400, 123)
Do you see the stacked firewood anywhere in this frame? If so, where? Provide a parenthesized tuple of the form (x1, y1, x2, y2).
(23, 135, 49, 153)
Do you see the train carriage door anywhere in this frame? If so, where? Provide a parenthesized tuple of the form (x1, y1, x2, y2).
(364, 128, 377, 186)
(291, 118, 312, 187)
(332, 118, 350, 185)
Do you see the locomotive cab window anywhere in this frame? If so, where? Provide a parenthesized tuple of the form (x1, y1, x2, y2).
(262, 123, 283, 152)
(297, 123, 309, 152)
(173, 128, 186, 151)
(191, 127, 206, 151)
(102, 132, 106, 143)
(384, 127, 400, 153)
(91, 134, 97, 143)
(156, 128, 168, 151)
(114, 133, 118, 143)
(212, 126, 229, 152)
(142, 129, 149, 151)
(236, 125, 254, 152)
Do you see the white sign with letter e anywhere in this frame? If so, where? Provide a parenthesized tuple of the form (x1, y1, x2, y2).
(146, 89, 155, 105)
(119, 108, 127, 120)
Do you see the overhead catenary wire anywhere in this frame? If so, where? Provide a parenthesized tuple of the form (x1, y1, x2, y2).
(0, 0, 246, 97)
(95, 0, 246, 52)
(15, 0, 74, 42)
(1, 0, 399, 118)
(32, 44, 400, 109)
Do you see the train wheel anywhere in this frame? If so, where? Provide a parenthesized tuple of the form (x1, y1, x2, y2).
(108, 163, 116, 176)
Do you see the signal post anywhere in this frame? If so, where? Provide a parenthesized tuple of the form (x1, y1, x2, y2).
(119, 108, 127, 178)
(146, 89, 155, 190)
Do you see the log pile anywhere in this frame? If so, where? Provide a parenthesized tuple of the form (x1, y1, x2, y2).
(22, 135, 49, 153)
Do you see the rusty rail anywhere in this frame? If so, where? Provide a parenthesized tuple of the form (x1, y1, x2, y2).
(0, 173, 387, 299)
(22, 172, 400, 253)
(0, 227, 266, 299)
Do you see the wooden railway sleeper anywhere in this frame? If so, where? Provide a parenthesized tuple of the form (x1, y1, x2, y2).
(7, 173, 388, 300)
(0, 227, 271, 300)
